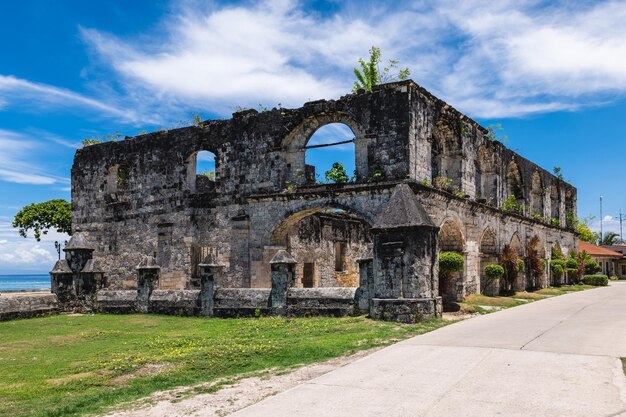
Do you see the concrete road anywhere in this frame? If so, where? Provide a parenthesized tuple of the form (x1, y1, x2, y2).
(231, 283, 626, 417)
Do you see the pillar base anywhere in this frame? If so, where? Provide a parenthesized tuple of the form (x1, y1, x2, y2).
(370, 297, 442, 323)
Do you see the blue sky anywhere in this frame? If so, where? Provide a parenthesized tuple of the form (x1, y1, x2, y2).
(1, 0, 625, 273)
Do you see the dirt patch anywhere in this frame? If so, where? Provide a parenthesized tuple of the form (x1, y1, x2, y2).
(101, 349, 379, 417)
(112, 363, 175, 386)
(48, 372, 97, 385)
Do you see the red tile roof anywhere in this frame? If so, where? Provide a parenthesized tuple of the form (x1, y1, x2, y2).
(579, 241, 624, 258)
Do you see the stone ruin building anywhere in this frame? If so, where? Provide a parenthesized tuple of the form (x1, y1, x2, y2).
(49, 80, 578, 322)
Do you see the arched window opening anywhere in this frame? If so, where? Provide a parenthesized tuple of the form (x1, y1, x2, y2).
(106, 164, 129, 195)
(565, 190, 576, 229)
(476, 146, 498, 206)
(530, 172, 544, 219)
(304, 124, 355, 185)
(550, 185, 560, 221)
(506, 161, 524, 207)
(431, 121, 463, 192)
(261, 207, 372, 288)
(186, 150, 217, 193)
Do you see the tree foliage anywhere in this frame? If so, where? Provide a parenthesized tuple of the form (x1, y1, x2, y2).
(484, 264, 504, 279)
(12, 199, 72, 241)
(439, 251, 464, 275)
(499, 244, 519, 292)
(325, 162, 349, 184)
(576, 216, 600, 243)
(601, 232, 623, 245)
(353, 46, 410, 93)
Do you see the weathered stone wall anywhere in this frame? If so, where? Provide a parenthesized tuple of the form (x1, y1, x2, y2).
(282, 212, 371, 288)
(70, 80, 578, 303)
(0, 293, 58, 321)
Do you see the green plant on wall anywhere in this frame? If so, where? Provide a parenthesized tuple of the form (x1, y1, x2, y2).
(353, 46, 410, 93)
(500, 195, 524, 215)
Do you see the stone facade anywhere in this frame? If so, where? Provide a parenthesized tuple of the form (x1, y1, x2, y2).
(61, 80, 577, 322)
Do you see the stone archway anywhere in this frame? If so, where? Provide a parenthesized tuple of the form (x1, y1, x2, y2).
(252, 203, 374, 289)
(479, 227, 499, 295)
(438, 218, 466, 301)
(281, 112, 369, 185)
(431, 120, 463, 191)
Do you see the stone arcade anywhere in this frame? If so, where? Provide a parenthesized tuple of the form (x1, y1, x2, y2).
(50, 80, 578, 322)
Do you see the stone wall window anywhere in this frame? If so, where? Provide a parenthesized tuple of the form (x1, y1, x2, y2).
(431, 121, 463, 191)
(476, 145, 498, 205)
(334, 241, 347, 272)
(106, 164, 129, 195)
(186, 150, 217, 193)
(506, 160, 524, 206)
(304, 123, 355, 185)
(303, 262, 315, 287)
(530, 171, 544, 218)
(550, 185, 560, 220)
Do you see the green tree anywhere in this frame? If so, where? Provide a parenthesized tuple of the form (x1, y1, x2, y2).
(601, 232, 622, 245)
(577, 216, 599, 243)
(353, 46, 410, 93)
(12, 199, 72, 241)
(499, 244, 519, 293)
(325, 162, 349, 184)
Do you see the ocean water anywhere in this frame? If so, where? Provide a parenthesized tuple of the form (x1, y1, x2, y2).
(0, 274, 50, 291)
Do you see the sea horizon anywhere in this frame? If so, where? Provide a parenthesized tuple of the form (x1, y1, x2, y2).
(0, 274, 50, 291)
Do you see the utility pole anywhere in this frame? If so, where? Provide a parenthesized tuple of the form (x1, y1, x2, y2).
(600, 196, 603, 244)
(619, 209, 624, 244)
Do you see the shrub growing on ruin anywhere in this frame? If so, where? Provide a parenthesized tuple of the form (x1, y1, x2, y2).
(353, 46, 410, 93)
(439, 252, 464, 276)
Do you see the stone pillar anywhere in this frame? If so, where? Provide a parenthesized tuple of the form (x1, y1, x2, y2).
(198, 263, 223, 317)
(369, 184, 442, 323)
(50, 259, 75, 311)
(269, 250, 297, 313)
(79, 259, 104, 312)
(136, 256, 160, 314)
(355, 257, 373, 313)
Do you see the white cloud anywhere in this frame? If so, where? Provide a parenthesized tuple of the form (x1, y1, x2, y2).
(0, 74, 143, 122)
(0, 130, 66, 185)
(0, 216, 69, 272)
(77, 0, 626, 119)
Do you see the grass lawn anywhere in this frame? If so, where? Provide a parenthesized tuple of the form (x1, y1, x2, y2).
(454, 284, 595, 314)
(0, 314, 449, 417)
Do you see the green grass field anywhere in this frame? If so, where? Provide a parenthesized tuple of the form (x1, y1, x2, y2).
(0, 314, 449, 417)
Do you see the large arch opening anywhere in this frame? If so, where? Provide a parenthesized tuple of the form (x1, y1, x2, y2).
(282, 113, 367, 186)
(476, 145, 498, 206)
(431, 121, 463, 191)
(506, 160, 525, 209)
(479, 227, 499, 295)
(304, 123, 356, 185)
(186, 150, 217, 193)
(550, 184, 561, 222)
(438, 219, 465, 301)
(510, 233, 525, 291)
(255, 206, 372, 288)
(530, 171, 544, 219)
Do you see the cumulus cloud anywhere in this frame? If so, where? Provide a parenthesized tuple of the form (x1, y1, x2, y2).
(76, 0, 626, 119)
(0, 216, 68, 272)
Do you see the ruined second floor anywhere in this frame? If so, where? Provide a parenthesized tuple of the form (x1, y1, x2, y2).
(72, 80, 577, 229)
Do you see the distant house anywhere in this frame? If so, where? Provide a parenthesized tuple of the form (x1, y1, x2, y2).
(579, 241, 626, 278)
